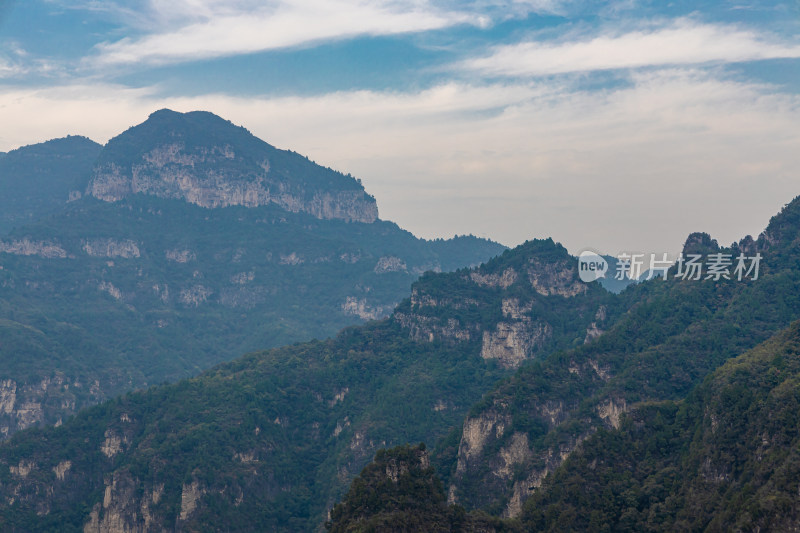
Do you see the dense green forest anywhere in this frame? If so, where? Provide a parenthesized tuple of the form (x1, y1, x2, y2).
(0, 236, 610, 531)
(4, 190, 800, 530)
(329, 319, 800, 532)
(442, 213, 800, 516)
(521, 319, 800, 531)
(2, 110, 799, 531)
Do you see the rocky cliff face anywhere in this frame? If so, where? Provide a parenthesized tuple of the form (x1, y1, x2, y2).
(393, 239, 608, 368)
(0, 376, 107, 438)
(87, 110, 379, 223)
(0, 239, 68, 258)
(442, 206, 800, 520)
(516, 321, 800, 532)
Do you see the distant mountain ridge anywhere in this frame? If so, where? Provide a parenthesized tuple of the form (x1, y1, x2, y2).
(0, 111, 506, 440)
(4, 194, 800, 530)
(87, 109, 379, 222)
(0, 136, 101, 234)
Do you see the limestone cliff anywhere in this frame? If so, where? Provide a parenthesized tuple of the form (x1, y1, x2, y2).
(0, 195, 503, 440)
(393, 239, 607, 368)
(0, 238, 599, 531)
(0, 375, 107, 438)
(0, 239, 68, 258)
(441, 219, 800, 521)
(439, 243, 628, 517)
(87, 110, 379, 223)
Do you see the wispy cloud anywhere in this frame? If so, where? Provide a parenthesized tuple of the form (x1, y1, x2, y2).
(461, 19, 800, 76)
(0, 42, 30, 79)
(1, 69, 798, 254)
(0, 60, 20, 78)
(89, 0, 479, 67)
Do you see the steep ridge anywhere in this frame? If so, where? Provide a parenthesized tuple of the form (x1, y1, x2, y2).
(0, 110, 505, 439)
(0, 238, 611, 531)
(440, 196, 800, 518)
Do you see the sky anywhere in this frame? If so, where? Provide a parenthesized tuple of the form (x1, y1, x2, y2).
(1, 0, 799, 256)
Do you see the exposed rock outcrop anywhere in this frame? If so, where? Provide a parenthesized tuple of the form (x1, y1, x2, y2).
(395, 312, 475, 343)
(83, 239, 140, 259)
(374, 256, 407, 274)
(180, 285, 212, 307)
(527, 257, 586, 297)
(53, 460, 72, 481)
(165, 248, 195, 263)
(470, 267, 517, 289)
(341, 296, 393, 321)
(84, 472, 144, 533)
(87, 110, 380, 223)
(179, 481, 205, 521)
(98, 281, 123, 300)
(481, 320, 552, 368)
(0, 239, 67, 258)
(0, 375, 99, 437)
(597, 398, 628, 430)
(454, 410, 510, 475)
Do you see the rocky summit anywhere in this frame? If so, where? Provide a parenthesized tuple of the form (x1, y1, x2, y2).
(87, 109, 378, 223)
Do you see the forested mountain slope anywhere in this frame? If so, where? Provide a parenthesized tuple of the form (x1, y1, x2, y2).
(0, 110, 505, 439)
(0, 238, 607, 531)
(439, 196, 800, 518)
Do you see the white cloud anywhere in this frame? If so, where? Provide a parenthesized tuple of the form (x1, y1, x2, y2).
(461, 19, 800, 76)
(0, 41, 29, 78)
(90, 0, 477, 66)
(1, 70, 798, 256)
(0, 59, 18, 77)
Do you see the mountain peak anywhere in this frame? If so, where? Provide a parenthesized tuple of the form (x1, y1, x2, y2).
(681, 232, 720, 255)
(87, 109, 379, 223)
(148, 107, 180, 119)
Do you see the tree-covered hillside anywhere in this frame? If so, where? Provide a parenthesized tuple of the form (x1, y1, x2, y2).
(327, 444, 519, 533)
(521, 319, 800, 531)
(0, 238, 610, 531)
(442, 195, 800, 517)
(0, 111, 506, 439)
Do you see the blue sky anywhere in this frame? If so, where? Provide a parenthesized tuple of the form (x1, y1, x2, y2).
(1, 1, 799, 256)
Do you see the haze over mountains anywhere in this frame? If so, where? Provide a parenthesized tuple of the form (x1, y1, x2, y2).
(0, 136, 102, 234)
(1, 109, 800, 533)
(2, 180, 800, 531)
(0, 109, 505, 439)
(0, 236, 617, 531)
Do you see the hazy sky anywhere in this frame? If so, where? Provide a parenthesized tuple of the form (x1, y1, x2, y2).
(1, 1, 799, 255)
